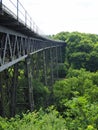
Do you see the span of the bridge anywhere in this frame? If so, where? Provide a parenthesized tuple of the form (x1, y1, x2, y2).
(0, 0, 66, 117)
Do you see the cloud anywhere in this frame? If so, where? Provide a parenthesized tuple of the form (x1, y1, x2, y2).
(3, 0, 98, 34)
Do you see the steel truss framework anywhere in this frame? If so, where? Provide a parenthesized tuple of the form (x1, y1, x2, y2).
(0, 26, 64, 72)
(0, 26, 65, 117)
(0, 0, 66, 117)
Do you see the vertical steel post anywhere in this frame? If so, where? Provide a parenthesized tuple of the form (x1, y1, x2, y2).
(0, 0, 3, 15)
(26, 56, 34, 111)
(36, 52, 39, 79)
(30, 17, 32, 29)
(50, 47, 54, 85)
(0, 72, 3, 116)
(60, 46, 62, 63)
(25, 10, 27, 26)
(0, 0, 2, 14)
(56, 46, 59, 79)
(43, 50, 47, 86)
(17, 0, 19, 21)
(11, 64, 18, 117)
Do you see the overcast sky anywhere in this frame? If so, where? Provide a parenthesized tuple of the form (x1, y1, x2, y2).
(4, 0, 98, 35)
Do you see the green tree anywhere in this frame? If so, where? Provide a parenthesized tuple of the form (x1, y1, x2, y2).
(87, 51, 98, 71)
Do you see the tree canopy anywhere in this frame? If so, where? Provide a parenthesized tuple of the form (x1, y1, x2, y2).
(1, 31, 98, 130)
(52, 32, 98, 72)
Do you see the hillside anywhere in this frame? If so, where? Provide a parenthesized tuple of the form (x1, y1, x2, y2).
(1, 32, 98, 130)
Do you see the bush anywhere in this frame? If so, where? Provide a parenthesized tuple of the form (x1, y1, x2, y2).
(0, 107, 66, 130)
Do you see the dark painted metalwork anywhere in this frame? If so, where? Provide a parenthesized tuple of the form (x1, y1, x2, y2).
(0, 0, 66, 117)
(25, 57, 34, 111)
(10, 64, 18, 116)
(43, 50, 47, 86)
(0, 0, 2, 14)
(0, 26, 65, 72)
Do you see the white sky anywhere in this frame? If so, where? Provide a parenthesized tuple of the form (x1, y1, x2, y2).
(3, 0, 98, 35)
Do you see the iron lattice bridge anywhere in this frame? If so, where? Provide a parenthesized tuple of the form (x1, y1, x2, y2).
(0, 0, 65, 117)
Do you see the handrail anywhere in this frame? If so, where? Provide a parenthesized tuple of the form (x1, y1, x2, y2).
(1, 0, 43, 35)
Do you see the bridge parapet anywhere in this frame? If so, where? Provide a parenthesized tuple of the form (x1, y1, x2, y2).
(0, 0, 66, 117)
(0, 0, 65, 72)
(1, 0, 43, 35)
(0, 25, 65, 72)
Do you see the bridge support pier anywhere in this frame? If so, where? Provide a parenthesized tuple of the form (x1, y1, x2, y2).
(10, 64, 18, 116)
(0, 0, 66, 117)
(0, 0, 3, 15)
(50, 48, 54, 86)
(25, 56, 34, 111)
(43, 50, 47, 86)
(55, 46, 59, 79)
(0, 67, 17, 117)
(0, 72, 4, 116)
(59, 46, 62, 63)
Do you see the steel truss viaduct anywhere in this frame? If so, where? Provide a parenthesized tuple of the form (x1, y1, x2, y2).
(0, 0, 66, 117)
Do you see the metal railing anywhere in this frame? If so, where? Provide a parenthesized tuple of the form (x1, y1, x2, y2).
(1, 0, 44, 35)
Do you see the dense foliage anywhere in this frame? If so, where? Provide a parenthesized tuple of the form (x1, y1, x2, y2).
(0, 107, 66, 130)
(53, 32, 98, 72)
(52, 32, 98, 129)
(1, 32, 98, 129)
(53, 69, 98, 129)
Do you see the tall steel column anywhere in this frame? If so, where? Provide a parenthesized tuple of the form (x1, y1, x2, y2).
(50, 47, 54, 86)
(60, 46, 63, 63)
(43, 48, 50, 86)
(10, 64, 18, 116)
(0, 71, 3, 116)
(0, 0, 2, 14)
(0, 0, 66, 117)
(25, 56, 34, 111)
(43, 50, 47, 86)
(31, 53, 40, 80)
(55, 46, 59, 79)
(0, 69, 12, 117)
(36, 52, 40, 80)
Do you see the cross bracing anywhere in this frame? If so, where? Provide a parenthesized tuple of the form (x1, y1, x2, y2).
(0, 0, 66, 117)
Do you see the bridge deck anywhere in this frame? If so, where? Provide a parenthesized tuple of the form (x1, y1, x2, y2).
(0, 1, 66, 117)
(0, 1, 65, 72)
(0, 3, 46, 40)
